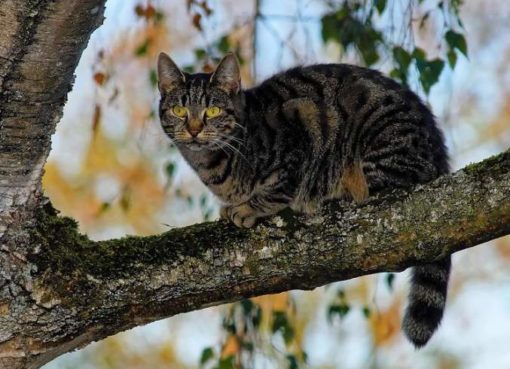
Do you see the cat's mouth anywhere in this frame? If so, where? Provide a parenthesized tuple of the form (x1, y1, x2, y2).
(177, 137, 216, 151)
(186, 141, 205, 151)
(170, 131, 228, 151)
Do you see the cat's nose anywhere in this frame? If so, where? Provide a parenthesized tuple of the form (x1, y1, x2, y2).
(187, 126, 203, 137)
(187, 121, 204, 137)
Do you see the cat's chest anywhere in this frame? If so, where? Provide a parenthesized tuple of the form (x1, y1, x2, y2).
(199, 167, 251, 205)
(184, 150, 250, 205)
(205, 176, 250, 205)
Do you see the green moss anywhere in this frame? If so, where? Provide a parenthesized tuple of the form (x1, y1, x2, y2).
(243, 256, 261, 275)
(463, 148, 510, 176)
(275, 208, 307, 234)
(28, 202, 250, 280)
(25, 202, 253, 307)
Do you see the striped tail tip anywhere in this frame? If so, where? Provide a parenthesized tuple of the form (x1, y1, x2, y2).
(402, 258, 451, 348)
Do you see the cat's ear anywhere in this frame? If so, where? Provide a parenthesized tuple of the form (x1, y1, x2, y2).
(157, 52, 185, 93)
(210, 53, 241, 94)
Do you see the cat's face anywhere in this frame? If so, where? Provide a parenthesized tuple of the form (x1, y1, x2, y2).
(157, 53, 242, 151)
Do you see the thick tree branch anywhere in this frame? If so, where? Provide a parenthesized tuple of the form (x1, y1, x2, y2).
(1, 149, 509, 368)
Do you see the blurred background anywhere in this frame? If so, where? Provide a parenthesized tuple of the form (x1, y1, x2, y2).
(41, 0, 510, 368)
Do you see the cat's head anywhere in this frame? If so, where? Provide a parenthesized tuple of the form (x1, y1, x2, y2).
(157, 52, 243, 151)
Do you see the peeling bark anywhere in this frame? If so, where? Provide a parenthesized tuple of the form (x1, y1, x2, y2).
(0, 1, 509, 369)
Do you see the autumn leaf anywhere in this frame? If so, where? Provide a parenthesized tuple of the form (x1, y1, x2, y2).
(192, 13, 202, 31)
(221, 335, 240, 358)
(199, 0, 213, 16)
(92, 105, 101, 133)
(135, 4, 156, 20)
(203, 63, 214, 73)
(134, 5, 144, 17)
(145, 4, 156, 19)
(93, 72, 107, 86)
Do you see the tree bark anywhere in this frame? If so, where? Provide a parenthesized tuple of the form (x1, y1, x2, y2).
(0, 0, 106, 235)
(0, 1, 107, 368)
(0, 2, 509, 369)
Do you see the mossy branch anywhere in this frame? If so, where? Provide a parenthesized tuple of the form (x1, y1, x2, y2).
(2, 148, 507, 368)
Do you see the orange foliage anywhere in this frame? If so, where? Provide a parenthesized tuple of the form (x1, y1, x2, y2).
(221, 335, 240, 358)
(43, 123, 165, 235)
(369, 297, 402, 347)
(495, 235, 510, 260)
(93, 72, 107, 86)
(252, 292, 290, 313)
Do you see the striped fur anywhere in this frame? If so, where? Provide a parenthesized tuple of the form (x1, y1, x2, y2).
(158, 52, 451, 347)
(403, 258, 451, 347)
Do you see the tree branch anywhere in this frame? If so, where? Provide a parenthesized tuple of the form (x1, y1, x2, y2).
(1, 148, 509, 368)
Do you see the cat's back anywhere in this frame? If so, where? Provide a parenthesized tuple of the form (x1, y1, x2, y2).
(250, 63, 411, 103)
(244, 62, 449, 186)
(245, 62, 438, 148)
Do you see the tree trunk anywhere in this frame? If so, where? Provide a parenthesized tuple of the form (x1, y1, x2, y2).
(0, 2, 509, 369)
(0, 1, 107, 368)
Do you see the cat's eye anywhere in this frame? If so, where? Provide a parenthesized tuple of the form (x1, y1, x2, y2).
(205, 106, 222, 118)
(171, 105, 187, 118)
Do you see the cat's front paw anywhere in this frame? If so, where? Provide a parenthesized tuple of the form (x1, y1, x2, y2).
(221, 204, 259, 228)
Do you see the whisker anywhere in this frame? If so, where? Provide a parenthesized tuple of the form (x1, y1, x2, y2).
(203, 133, 245, 149)
(213, 138, 254, 169)
(216, 136, 249, 156)
(231, 121, 247, 131)
(225, 145, 251, 166)
(212, 140, 231, 160)
(216, 133, 247, 150)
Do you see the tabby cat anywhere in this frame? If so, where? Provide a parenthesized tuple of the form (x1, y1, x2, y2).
(157, 52, 450, 347)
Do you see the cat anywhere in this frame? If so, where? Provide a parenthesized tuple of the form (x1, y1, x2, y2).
(157, 52, 451, 348)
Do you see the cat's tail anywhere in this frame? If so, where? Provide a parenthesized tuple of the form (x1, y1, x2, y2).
(402, 257, 451, 347)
